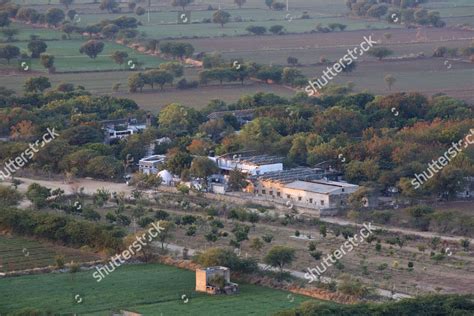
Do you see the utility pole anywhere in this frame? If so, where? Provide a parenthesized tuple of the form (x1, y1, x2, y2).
(286, 0, 289, 11)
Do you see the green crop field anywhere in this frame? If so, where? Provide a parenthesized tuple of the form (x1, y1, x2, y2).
(0, 25, 165, 73)
(0, 235, 99, 272)
(0, 263, 324, 315)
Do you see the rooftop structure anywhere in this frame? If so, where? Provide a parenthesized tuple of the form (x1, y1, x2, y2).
(285, 180, 359, 195)
(210, 152, 284, 176)
(249, 167, 326, 183)
(196, 266, 239, 295)
(138, 155, 166, 175)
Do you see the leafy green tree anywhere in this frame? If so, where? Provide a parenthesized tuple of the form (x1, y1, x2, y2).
(1, 27, 18, 41)
(128, 72, 145, 92)
(0, 11, 11, 28)
(368, 47, 393, 60)
(246, 25, 267, 35)
(79, 40, 104, 59)
(0, 44, 19, 63)
(159, 62, 184, 77)
(27, 39, 47, 58)
(24, 76, 51, 93)
(189, 157, 218, 179)
(26, 183, 51, 208)
(172, 0, 194, 11)
(111, 50, 128, 67)
(264, 245, 296, 273)
(269, 24, 284, 35)
(0, 185, 22, 207)
(45, 8, 65, 26)
(265, 0, 274, 9)
(212, 10, 231, 28)
(228, 169, 247, 191)
(156, 220, 175, 250)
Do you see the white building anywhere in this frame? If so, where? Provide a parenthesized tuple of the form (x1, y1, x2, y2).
(138, 155, 166, 175)
(209, 153, 283, 176)
(105, 123, 147, 141)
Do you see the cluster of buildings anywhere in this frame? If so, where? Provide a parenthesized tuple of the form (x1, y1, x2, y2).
(138, 151, 360, 212)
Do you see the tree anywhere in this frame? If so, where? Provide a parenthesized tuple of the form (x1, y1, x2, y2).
(228, 169, 247, 191)
(189, 157, 218, 179)
(172, 0, 194, 11)
(159, 62, 184, 77)
(269, 24, 284, 35)
(60, 0, 74, 10)
(368, 47, 393, 60)
(61, 23, 76, 39)
(79, 40, 104, 59)
(234, 0, 246, 8)
(1, 28, 18, 41)
(0, 11, 11, 28)
(156, 220, 175, 250)
(384, 74, 396, 91)
(341, 60, 357, 73)
(0, 44, 19, 63)
(282, 67, 303, 86)
(24, 76, 51, 93)
(143, 69, 174, 90)
(45, 8, 65, 26)
(27, 40, 47, 58)
(67, 9, 77, 22)
(319, 224, 327, 238)
(0, 185, 22, 207)
(40, 53, 55, 72)
(111, 50, 128, 68)
(250, 237, 264, 251)
(272, 2, 286, 10)
(287, 56, 298, 66)
(264, 245, 296, 273)
(26, 183, 51, 209)
(460, 239, 470, 251)
(100, 0, 119, 13)
(265, 0, 274, 9)
(212, 10, 231, 28)
(135, 6, 146, 16)
(128, 72, 145, 92)
(246, 25, 266, 35)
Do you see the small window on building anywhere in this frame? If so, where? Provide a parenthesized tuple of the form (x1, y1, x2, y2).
(277, 192, 281, 197)
(286, 194, 291, 199)
(298, 197, 302, 201)
(342, 188, 345, 192)
(262, 190, 266, 194)
(269, 191, 273, 196)
(321, 200, 324, 206)
(309, 198, 313, 204)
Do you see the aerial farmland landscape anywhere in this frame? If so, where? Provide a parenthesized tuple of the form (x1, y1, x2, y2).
(0, 0, 473, 315)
